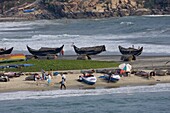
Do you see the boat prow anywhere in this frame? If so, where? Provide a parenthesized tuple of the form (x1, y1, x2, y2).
(0, 47, 13, 55)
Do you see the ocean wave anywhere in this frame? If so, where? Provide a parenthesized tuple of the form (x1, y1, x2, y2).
(143, 15, 170, 17)
(120, 21, 134, 25)
(0, 27, 32, 31)
(1, 33, 170, 54)
(1, 34, 80, 42)
(0, 20, 62, 28)
(32, 34, 80, 40)
(0, 83, 170, 101)
(2, 37, 42, 42)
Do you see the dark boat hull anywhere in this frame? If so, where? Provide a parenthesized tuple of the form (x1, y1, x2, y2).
(27, 45, 64, 56)
(118, 45, 143, 56)
(73, 45, 106, 55)
(0, 47, 13, 55)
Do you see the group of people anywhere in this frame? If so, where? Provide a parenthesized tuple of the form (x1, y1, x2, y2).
(34, 69, 66, 89)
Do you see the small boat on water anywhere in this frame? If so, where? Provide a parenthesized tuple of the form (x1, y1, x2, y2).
(79, 74, 97, 85)
(118, 45, 143, 56)
(0, 47, 13, 55)
(27, 45, 64, 56)
(72, 45, 106, 56)
(104, 74, 121, 82)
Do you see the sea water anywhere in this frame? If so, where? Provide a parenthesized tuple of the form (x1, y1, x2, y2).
(0, 15, 170, 55)
(1, 83, 170, 113)
(1, 16, 170, 113)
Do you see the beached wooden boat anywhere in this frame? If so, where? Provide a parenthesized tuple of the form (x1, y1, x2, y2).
(0, 54, 26, 63)
(118, 45, 143, 56)
(0, 75, 9, 82)
(72, 45, 106, 56)
(27, 45, 64, 56)
(104, 74, 121, 82)
(79, 75, 97, 85)
(4, 72, 21, 78)
(0, 47, 13, 55)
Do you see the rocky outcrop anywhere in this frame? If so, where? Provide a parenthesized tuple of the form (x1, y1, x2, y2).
(0, 0, 170, 20)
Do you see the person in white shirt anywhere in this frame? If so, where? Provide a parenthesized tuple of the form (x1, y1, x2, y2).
(47, 74, 52, 86)
(60, 73, 66, 89)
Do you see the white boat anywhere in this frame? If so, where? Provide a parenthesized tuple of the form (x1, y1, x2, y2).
(104, 74, 121, 82)
(79, 75, 97, 85)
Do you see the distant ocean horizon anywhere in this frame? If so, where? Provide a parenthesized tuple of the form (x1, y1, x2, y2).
(0, 15, 170, 56)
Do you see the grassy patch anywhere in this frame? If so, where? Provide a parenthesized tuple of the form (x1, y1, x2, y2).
(0, 59, 119, 72)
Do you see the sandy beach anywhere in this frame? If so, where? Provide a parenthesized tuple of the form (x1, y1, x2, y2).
(1, 55, 170, 92)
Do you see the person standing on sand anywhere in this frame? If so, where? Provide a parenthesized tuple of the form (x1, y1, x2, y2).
(41, 69, 46, 80)
(47, 74, 52, 86)
(48, 69, 53, 78)
(34, 73, 40, 86)
(108, 71, 112, 83)
(60, 49, 64, 56)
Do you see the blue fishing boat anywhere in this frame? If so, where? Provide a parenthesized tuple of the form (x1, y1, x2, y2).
(23, 8, 35, 13)
(104, 74, 121, 82)
(79, 74, 97, 85)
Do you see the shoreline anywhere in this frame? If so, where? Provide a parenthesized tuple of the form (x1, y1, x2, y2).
(1, 55, 170, 93)
(0, 74, 170, 93)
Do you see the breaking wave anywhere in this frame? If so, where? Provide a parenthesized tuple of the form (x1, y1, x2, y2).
(1, 83, 170, 101)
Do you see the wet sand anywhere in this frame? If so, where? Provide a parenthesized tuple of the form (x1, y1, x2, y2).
(1, 55, 170, 92)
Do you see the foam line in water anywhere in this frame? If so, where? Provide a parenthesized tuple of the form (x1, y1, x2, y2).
(0, 83, 170, 101)
(120, 21, 134, 25)
(143, 15, 170, 17)
(0, 20, 62, 28)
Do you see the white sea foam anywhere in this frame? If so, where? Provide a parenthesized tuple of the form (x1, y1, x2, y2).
(0, 27, 33, 31)
(120, 21, 134, 25)
(0, 20, 62, 28)
(143, 15, 170, 17)
(0, 83, 170, 101)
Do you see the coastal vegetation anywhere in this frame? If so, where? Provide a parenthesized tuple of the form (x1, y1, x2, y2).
(0, 59, 119, 72)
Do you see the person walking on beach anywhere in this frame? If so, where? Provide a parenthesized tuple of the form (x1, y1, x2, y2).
(60, 73, 66, 90)
(60, 73, 66, 81)
(60, 76, 66, 90)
